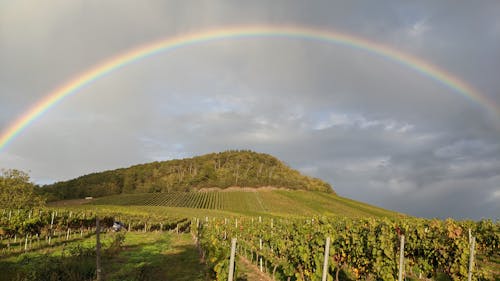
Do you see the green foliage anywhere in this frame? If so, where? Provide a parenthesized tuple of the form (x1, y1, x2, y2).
(0, 169, 45, 209)
(195, 217, 499, 281)
(14, 254, 96, 281)
(41, 150, 334, 200)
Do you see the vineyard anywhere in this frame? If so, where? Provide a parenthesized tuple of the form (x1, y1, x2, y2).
(0, 205, 499, 280)
(88, 190, 400, 217)
(194, 216, 500, 281)
(0, 208, 190, 256)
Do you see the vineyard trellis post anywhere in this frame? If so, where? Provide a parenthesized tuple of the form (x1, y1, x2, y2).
(96, 217, 102, 281)
(259, 238, 263, 272)
(322, 236, 331, 281)
(398, 234, 405, 281)
(228, 238, 237, 281)
(468, 236, 476, 281)
(24, 235, 28, 252)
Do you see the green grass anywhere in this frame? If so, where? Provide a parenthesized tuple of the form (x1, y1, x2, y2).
(0, 231, 208, 281)
(104, 232, 206, 281)
(87, 189, 402, 218)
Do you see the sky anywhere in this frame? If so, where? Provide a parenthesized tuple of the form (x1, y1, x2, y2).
(1, 1, 499, 220)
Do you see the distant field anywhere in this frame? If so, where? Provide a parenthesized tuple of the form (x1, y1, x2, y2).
(88, 190, 401, 218)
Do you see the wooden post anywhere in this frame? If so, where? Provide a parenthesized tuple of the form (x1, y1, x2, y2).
(468, 236, 476, 281)
(228, 238, 237, 281)
(96, 217, 102, 281)
(66, 228, 70, 240)
(322, 237, 331, 281)
(398, 235, 405, 281)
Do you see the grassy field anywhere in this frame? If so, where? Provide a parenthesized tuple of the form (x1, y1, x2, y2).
(0, 231, 208, 281)
(86, 189, 401, 218)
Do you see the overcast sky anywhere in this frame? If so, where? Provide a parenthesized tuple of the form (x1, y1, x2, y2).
(1, 1, 499, 220)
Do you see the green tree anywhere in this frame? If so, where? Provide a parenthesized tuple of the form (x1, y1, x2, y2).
(0, 169, 45, 209)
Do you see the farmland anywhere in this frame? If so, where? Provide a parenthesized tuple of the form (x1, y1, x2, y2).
(1, 200, 498, 280)
(88, 189, 400, 218)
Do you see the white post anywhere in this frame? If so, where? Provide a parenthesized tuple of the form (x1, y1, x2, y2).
(259, 216, 261, 223)
(24, 235, 28, 251)
(228, 238, 237, 281)
(468, 236, 476, 281)
(50, 212, 55, 229)
(235, 219, 238, 228)
(322, 237, 331, 281)
(398, 235, 405, 281)
(66, 228, 70, 240)
(259, 238, 263, 272)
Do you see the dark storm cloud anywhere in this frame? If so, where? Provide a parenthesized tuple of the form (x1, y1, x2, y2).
(1, 1, 499, 219)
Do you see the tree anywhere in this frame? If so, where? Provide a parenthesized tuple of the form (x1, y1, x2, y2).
(0, 169, 45, 209)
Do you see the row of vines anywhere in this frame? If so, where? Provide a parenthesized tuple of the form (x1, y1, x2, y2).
(194, 216, 499, 281)
(92, 191, 226, 209)
(0, 208, 190, 255)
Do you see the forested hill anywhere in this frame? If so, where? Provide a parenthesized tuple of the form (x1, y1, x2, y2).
(41, 150, 333, 201)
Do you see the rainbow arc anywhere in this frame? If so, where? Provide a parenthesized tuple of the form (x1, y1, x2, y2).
(1, 25, 498, 152)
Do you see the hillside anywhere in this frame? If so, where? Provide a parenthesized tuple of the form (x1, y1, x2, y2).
(41, 150, 333, 201)
(85, 189, 401, 218)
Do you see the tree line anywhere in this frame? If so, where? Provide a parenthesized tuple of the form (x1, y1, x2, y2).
(40, 150, 333, 201)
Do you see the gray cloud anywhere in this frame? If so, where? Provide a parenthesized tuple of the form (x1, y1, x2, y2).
(1, 1, 499, 219)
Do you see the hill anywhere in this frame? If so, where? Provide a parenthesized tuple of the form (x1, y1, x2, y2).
(41, 150, 333, 201)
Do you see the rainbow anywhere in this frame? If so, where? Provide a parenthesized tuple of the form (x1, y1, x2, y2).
(0, 25, 498, 152)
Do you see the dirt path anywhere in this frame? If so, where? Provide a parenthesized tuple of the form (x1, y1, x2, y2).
(236, 256, 274, 281)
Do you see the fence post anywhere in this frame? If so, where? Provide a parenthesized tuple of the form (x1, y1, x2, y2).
(96, 217, 102, 281)
(24, 235, 28, 252)
(322, 236, 331, 281)
(260, 238, 263, 272)
(468, 236, 476, 281)
(228, 238, 237, 281)
(398, 235, 405, 281)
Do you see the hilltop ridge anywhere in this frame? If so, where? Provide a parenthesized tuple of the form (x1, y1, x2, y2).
(41, 150, 333, 200)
